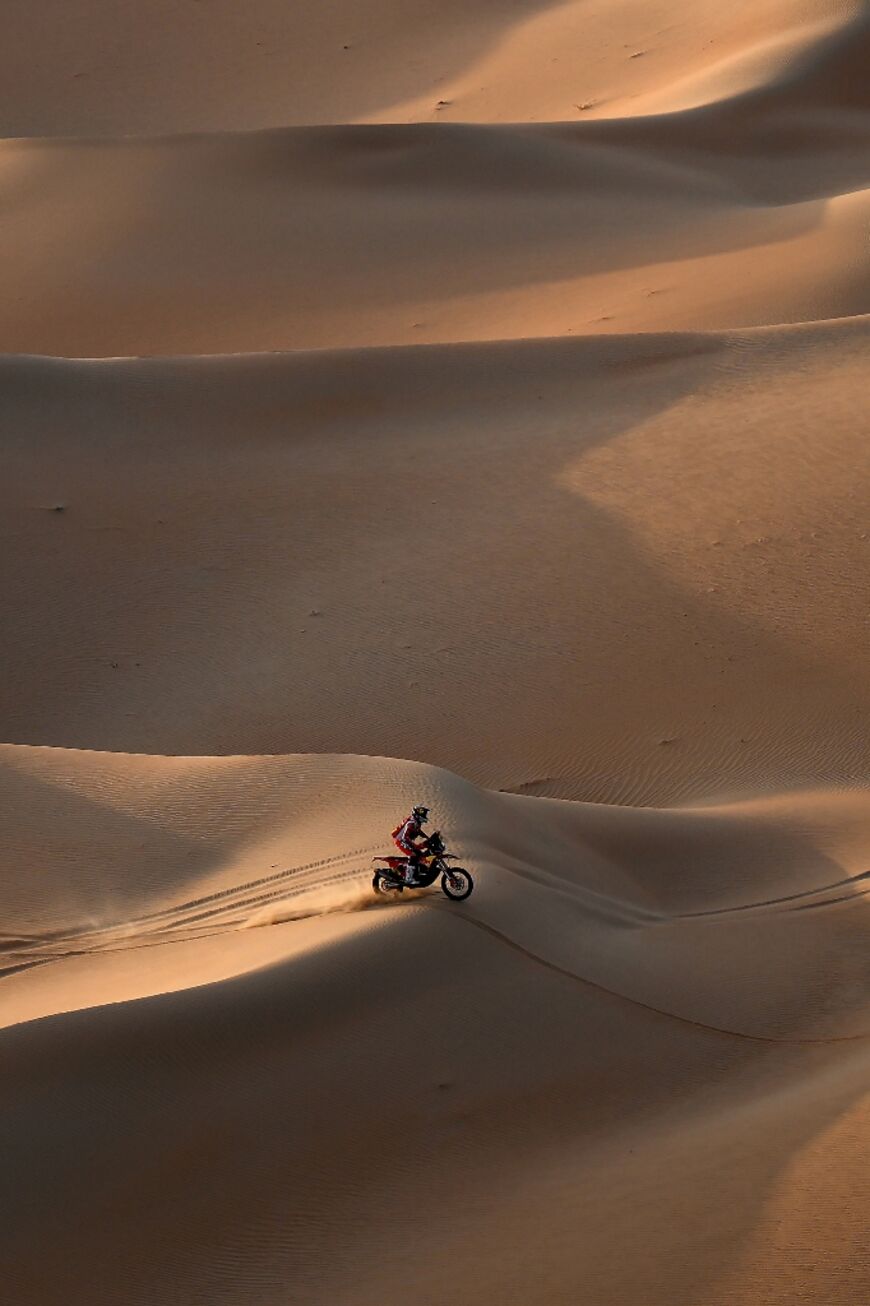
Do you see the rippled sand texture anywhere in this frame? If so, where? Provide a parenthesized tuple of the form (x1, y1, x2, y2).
(1, 3, 868, 1304)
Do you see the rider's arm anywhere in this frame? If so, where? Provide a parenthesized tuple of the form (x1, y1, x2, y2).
(401, 821, 428, 854)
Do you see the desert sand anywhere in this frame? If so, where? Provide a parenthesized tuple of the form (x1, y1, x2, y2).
(1, 2, 868, 1304)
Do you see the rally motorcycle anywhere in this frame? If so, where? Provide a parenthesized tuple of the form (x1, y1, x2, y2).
(372, 829, 474, 901)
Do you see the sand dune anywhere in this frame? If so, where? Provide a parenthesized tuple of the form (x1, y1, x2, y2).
(2, 2, 868, 1304)
(2, 0, 861, 136)
(2, 320, 867, 799)
(3, 746, 869, 1037)
(2, 40, 869, 356)
(1, 747, 868, 1303)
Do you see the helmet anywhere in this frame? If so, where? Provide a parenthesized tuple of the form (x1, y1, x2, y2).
(413, 805, 430, 822)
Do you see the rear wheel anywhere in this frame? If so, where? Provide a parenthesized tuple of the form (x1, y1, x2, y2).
(441, 868, 473, 901)
(372, 870, 400, 896)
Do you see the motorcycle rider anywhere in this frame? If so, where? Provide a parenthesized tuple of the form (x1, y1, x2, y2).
(391, 805, 431, 884)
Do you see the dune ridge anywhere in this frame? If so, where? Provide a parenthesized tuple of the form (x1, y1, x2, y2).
(2, 70, 869, 356)
(0, 0, 864, 135)
(0, 10, 868, 357)
(1, 3, 868, 1304)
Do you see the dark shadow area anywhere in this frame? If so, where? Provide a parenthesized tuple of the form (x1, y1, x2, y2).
(0, 903, 866, 1304)
(0, 124, 838, 357)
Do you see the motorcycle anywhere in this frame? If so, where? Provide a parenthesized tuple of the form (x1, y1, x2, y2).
(372, 829, 474, 901)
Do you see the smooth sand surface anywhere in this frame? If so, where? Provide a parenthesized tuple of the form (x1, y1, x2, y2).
(0, 0, 860, 136)
(1, 3, 868, 1304)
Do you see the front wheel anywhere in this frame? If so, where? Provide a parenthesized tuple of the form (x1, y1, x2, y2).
(441, 868, 474, 901)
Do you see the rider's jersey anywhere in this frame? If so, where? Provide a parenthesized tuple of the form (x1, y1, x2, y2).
(392, 815, 428, 858)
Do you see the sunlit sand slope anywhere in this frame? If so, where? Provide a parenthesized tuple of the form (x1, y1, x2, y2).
(2, 319, 867, 802)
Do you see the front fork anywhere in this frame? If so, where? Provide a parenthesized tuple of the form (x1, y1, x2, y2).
(436, 859, 458, 886)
